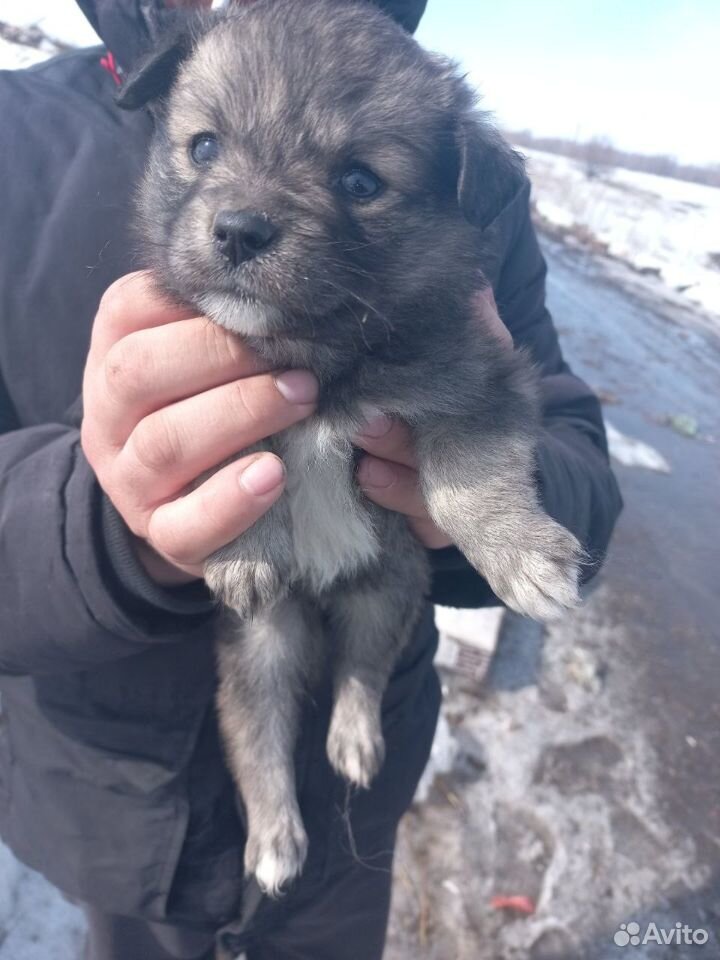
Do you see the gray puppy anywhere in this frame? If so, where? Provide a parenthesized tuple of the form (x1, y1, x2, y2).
(118, 0, 581, 895)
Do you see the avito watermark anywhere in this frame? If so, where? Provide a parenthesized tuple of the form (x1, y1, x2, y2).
(614, 920, 709, 948)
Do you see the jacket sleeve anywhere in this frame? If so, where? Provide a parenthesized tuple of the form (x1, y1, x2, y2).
(0, 408, 216, 676)
(430, 181, 623, 607)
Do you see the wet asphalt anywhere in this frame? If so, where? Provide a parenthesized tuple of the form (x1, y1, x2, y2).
(544, 238, 720, 865)
(387, 238, 720, 959)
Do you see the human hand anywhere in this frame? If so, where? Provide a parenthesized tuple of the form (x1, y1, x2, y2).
(81, 271, 318, 585)
(355, 288, 512, 549)
(355, 416, 452, 549)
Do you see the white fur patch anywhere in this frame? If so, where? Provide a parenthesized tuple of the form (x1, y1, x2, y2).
(198, 292, 284, 337)
(278, 418, 379, 592)
(255, 850, 292, 898)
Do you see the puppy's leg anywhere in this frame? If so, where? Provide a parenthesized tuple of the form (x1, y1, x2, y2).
(216, 598, 320, 896)
(325, 518, 428, 788)
(414, 353, 582, 621)
(204, 446, 293, 618)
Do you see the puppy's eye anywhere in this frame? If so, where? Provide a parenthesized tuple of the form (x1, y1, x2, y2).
(339, 167, 383, 201)
(190, 134, 220, 166)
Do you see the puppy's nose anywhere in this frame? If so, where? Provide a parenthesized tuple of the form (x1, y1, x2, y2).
(213, 210, 279, 266)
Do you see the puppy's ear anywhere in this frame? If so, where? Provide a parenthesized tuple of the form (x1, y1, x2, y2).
(457, 117, 526, 229)
(115, 20, 199, 111)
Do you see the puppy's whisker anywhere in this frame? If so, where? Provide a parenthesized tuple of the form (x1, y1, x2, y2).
(314, 277, 393, 331)
(317, 238, 387, 254)
(347, 301, 373, 351)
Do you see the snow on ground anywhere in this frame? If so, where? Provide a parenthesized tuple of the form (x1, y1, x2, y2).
(604, 422, 671, 474)
(0, 839, 85, 960)
(0, 34, 49, 69)
(0, 0, 99, 48)
(520, 147, 720, 320)
(0, 0, 100, 71)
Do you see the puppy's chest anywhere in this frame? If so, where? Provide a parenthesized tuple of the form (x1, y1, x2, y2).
(274, 417, 379, 592)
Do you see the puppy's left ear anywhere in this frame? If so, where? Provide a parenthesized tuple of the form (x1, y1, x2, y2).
(457, 117, 526, 229)
(115, 17, 203, 111)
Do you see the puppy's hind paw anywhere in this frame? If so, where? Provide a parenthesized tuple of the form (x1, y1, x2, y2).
(327, 699, 385, 789)
(244, 811, 308, 898)
(204, 556, 287, 618)
(483, 515, 584, 622)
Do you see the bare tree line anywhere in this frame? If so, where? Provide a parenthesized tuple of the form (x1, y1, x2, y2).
(506, 130, 720, 190)
(0, 19, 74, 53)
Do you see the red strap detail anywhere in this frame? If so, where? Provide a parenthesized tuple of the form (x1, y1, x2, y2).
(100, 51, 122, 87)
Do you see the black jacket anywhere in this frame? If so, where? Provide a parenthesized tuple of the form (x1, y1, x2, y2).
(0, 0, 621, 928)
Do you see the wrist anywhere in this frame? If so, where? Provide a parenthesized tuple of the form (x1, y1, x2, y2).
(132, 536, 201, 586)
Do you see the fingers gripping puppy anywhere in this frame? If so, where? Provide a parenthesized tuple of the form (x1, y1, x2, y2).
(118, 0, 582, 896)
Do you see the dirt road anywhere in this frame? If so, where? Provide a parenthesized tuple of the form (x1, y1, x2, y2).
(386, 239, 720, 959)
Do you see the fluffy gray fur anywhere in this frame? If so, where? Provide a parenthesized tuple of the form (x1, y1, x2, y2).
(118, 0, 582, 895)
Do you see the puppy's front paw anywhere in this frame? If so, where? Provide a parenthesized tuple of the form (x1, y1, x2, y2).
(477, 513, 583, 622)
(244, 810, 308, 897)
(327, 691, 385, 789)
(204, 555, 288, 617)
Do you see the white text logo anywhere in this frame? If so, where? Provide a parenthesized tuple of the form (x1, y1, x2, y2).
(614, 921, 709, 948)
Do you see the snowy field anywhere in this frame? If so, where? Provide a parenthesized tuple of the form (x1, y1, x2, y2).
(521, 147, 720, 320)
(0, 34, 49, 69)
(0, 842, 85, 960)
(0, 0, 99, 48)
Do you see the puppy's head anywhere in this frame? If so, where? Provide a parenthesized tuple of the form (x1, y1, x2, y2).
(120, 0, 524, 345)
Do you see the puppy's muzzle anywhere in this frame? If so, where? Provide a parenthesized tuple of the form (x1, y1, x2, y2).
(213, 209, 279, 267)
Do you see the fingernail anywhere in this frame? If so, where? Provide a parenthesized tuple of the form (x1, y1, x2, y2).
(238, 455, 285, 496)
(274, 370, 319, 405)
(359, 414, 392, 439)
(359, 458, 396, 489)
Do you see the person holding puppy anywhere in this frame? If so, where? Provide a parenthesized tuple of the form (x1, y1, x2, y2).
(0, 1, 622, 958)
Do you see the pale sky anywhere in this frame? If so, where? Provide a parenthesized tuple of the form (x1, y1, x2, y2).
(417, 0, 720, 166)
(1, 0, 717, 166)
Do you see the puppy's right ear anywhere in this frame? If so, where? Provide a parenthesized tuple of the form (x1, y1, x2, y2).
(115, 25, 196, 111)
